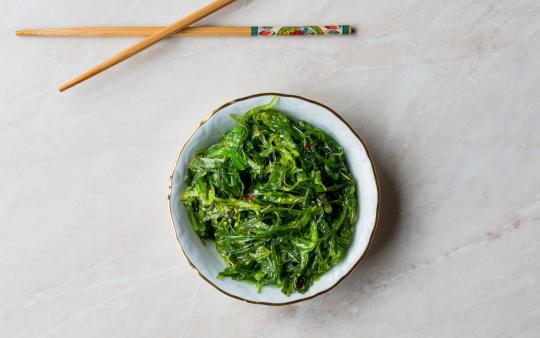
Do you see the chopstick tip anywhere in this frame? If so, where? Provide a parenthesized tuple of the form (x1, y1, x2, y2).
(59, 76, 83, 92)
(59, 83, 71, 92)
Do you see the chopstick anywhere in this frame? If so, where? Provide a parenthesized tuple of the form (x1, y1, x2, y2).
(16, 25, 353, 38)
(59, 0, 236, 92)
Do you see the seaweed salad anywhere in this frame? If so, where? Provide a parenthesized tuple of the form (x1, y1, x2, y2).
(181, 97, 358, 296)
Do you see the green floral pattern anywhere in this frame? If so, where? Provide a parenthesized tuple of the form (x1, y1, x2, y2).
(252, 25, 351, 37)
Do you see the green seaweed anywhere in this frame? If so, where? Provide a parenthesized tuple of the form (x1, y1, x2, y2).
(181, 97, 357, 296)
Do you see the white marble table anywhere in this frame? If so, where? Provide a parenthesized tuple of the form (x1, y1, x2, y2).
(2, 0, 539, 337)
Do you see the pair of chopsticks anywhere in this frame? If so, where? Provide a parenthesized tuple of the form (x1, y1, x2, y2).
(17, 0, 353, 92)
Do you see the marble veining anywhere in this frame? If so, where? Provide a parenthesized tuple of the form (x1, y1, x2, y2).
(1, 0, 539, 337)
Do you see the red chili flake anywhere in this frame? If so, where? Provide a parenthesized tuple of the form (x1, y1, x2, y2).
(247, 194, 254, 202)
(325, 25, 338, 29)
(305, 143, 312, 150)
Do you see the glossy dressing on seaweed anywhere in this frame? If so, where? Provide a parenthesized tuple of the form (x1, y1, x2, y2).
(182, 98, 358, 296)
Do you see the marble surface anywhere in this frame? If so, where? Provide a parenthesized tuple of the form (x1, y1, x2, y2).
(1, 0, 539, 337)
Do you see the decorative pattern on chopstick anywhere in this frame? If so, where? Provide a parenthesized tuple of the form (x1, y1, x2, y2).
(251, 25, 351, 36)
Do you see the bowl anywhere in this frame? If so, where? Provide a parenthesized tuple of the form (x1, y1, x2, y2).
(168, 93, 379, 305)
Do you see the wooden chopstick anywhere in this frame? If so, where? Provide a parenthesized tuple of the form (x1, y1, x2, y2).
(17, 25, 353, 38)
(59, 0, 236, 92)
(17, 26, 250, 37)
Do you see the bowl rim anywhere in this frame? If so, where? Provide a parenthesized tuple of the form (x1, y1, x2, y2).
(168, 93, 380, 306)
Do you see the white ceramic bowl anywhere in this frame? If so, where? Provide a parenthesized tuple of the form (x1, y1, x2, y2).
(168, 93, 379, 305)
